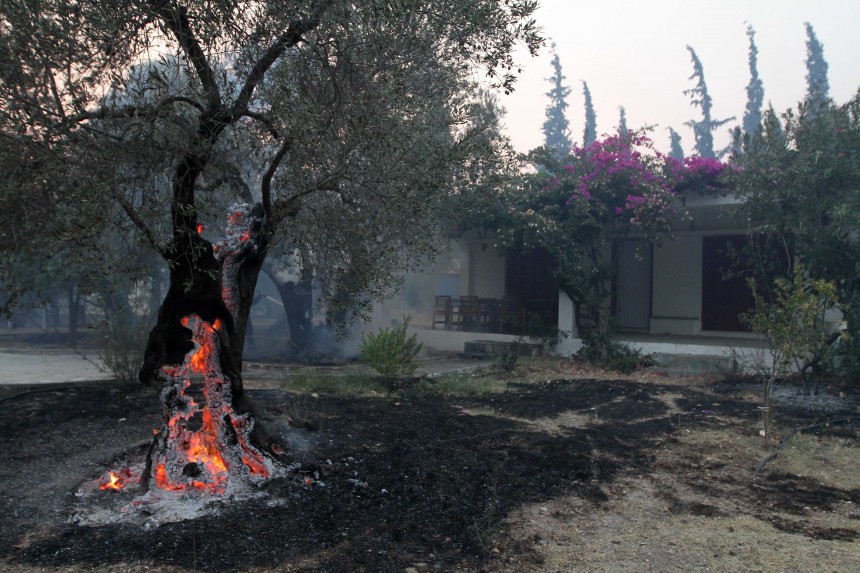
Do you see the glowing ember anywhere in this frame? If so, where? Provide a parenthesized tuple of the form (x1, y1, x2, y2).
(99, 467, 134, 491)
(99, 203, 279, 501)
(100, 471, 123, 491)
(214, 203, 263, 319)
(145, 314, 276, 495)
(196, 223, 204, 234)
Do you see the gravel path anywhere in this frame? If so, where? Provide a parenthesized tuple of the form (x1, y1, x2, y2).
(0, 348, 111, 385)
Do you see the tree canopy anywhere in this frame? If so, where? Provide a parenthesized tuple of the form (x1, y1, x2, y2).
(732, 90, 860, 373)
(0, 0, 542, 321)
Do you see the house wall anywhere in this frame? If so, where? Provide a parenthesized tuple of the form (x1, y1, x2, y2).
(650, 234, 702, 335)
(460, 236, 506, 298)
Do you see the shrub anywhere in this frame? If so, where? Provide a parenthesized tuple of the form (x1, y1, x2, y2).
(745, 267, 845, 437)
(576, 328, 649, 374)
(359, 315, 423, 378)
(98, 307, 150, 383)
(492, 346, 519, 373)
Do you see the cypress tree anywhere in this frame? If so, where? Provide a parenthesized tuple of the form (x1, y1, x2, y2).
(542, 43, 573, 156)
(582, 81, 596, 147)
(804, 22, 830, 110)
(743, 24, 765, 136)
(618, 105, 628, 136)
(668, 127, 684, 161)
(683, 45, 734, 158)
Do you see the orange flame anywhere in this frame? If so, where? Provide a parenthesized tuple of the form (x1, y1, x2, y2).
(146, 315, 274, 494)
(189, 337, 213, 374)
(99, 471, 124, 491)
(186, 409, 229, 474)
(196, 223, 204, 234)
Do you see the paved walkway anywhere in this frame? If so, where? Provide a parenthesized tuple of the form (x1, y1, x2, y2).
(0, 348, 112, 385)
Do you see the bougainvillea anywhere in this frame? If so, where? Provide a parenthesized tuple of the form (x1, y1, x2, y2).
(488, 130, 732, 356)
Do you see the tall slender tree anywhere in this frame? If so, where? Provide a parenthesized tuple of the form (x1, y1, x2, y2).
(684, 46, 734, 158)
(804, 22, 830, 110)
(618, 106, 628, 135)
(668, 127, 685, 161)
(542, 43, 573, 156)
(582, 81, 596, 147)
(743, 24, 765, 136)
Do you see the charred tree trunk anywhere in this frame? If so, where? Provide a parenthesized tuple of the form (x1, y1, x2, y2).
(137, 205, 287, 494)
(263, 264, 314, 357)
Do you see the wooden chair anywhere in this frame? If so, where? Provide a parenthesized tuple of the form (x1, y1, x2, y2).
(500, 297, 526, 334)
(432, 296, 454, 330)
(457, 296, 482, 331)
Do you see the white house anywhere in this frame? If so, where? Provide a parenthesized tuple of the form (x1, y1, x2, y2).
(408, 191, 771, 367)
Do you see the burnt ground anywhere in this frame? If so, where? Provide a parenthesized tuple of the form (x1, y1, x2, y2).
(0, 368, 858, 573)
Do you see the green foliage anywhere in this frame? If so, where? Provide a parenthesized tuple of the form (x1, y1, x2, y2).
(483, 130, 705, 361)
(0, 0, 542, 355)
(543, 43, 573, 156)
(743, 24, 765, 137)
(359, 316, 423, 379)
(492, 346, 520, 373)
(582, 81, 596, 147)
(745, 266, 843, 381)
(98, 308, 151, 383)
(576, 328, 649, 374)
(733, 90, 860, 378)
(805, 22, 830, 109)
(668, 127, 685, 161)
(743, 266, 843, 437)
(684, 45, 735, 158)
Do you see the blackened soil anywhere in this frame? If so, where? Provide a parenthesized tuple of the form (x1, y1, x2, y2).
(0, 377, 857, 572)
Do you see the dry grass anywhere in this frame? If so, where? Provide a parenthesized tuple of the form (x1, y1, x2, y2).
(497, 423, 860, 573)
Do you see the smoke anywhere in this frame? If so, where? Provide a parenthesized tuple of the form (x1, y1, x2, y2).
(245, 247, 461, 363)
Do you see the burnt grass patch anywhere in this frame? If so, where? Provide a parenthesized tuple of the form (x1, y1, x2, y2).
(0, 376, 857, 572)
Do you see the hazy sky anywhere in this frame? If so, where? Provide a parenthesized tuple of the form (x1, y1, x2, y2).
(500, 0, 860, 155)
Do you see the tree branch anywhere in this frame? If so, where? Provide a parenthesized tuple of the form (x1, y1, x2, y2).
(261, 138, 293, 221)
(240, 110, 279, 138)
(114, 192, 165, 255)
(66, 96, 204, 125)
(755, 415, 860, 474)
(231, 8, 326, 116)
(271, 171, 344, 223)
(148, 0, 222, 110)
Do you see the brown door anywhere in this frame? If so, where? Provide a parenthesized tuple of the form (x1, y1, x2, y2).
(701, 235, 754, 331)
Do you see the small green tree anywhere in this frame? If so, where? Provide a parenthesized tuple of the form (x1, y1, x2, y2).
(360, 316, 423, 379)
(746, 267, 844, 438)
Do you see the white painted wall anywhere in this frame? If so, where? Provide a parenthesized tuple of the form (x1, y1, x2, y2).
(650, 234, 702, 335)
(459, 235, 506, 298)
(555, 291, 582, 356)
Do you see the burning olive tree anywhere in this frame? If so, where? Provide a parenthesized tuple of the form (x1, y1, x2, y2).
(0, 0, 541, 493)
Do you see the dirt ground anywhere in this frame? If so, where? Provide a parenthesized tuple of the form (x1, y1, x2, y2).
(0, 357, 858, 573)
